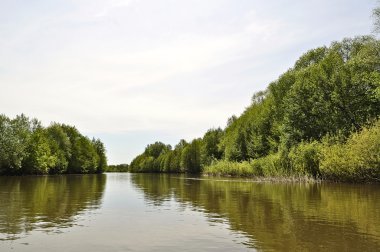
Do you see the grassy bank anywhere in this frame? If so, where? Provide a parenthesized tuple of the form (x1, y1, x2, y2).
(204, 120, 380, 183)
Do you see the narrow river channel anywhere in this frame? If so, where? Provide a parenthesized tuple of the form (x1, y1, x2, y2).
(0, 173, 379, 251)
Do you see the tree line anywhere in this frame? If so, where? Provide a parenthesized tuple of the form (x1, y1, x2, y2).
(129, 129, 222, 173)
(129, 35, 380, 182)
(105, 164, 129, 172)
(0, 114, 107, 175)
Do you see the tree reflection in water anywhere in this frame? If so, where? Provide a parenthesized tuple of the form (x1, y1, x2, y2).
(0, 175, 106, 241)
(131, 173, 380, 251)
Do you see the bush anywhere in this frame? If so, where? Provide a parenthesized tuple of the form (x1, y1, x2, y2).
(204, 153, 290, 178)
(288, 141, 321, 177)
(251, 152, 289, 177)
(320, 120, 380, 182)
(203, 160, 255, 177)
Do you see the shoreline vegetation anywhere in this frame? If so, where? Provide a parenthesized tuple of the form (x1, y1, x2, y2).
(105, 164, 129, 172)
(128, 36, 380, 183)
(204, 120, 380, 183)
(201, 173, 320, 183)
(0, 114, 107, 175)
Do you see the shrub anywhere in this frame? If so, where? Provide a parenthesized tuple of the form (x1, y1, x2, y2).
(320, 120, 380, 182)
(203, 160, 255, 177)
(251, 152, 289, 177)
(288, 141, 321, 177)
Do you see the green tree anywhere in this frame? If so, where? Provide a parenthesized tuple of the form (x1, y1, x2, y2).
(0, 115, 107, 175)
(22, 128, 57, 174)
(128, 36, 380, 181)
(68, 136, 99, 174)
(129, 154, 147, 172)
(0, 114, 34, 174)
(92, 138, 107, 173)
(145, 142, 171, 158)
(129, 142, 171, 172)
(201, 128, 223, 166)
(46, 124, 71, 174)
(282, 37, 380, 146)
(181, 139, 201, 173)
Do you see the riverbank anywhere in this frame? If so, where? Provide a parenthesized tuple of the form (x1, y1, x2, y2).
(202, 173, 319, 183)
(128, 37, 380, 183)
(204, 119, 380, 183)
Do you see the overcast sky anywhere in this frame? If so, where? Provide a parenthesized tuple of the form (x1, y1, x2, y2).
(0, 0, 376, 164)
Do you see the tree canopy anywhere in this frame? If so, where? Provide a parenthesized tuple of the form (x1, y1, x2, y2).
(0, 114, 107, 175)
(128, 36, 380, 181)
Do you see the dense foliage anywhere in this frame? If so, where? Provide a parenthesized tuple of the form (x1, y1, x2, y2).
(129, 129, 222, 173)
(105, 164, 129, 172)
(0, 114, 107, 175)
(129, 139, 203, 173)
(205, 121, 380, 182)
(129, 36, 380, 182)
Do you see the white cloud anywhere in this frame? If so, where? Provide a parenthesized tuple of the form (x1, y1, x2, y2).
(0, 0, 374, 163)
(92, 0, 136, 18)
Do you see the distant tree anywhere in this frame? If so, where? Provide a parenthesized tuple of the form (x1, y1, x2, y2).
(68, 136, 98, 174)
(46, 123, 71, 174)
(22, 128, 57, 174)
(161, 151, 174, 172)
(145, 142, 171, 158)
(374, 5, 380, 33)
(92, 138, 107, 173)
(106, 164, 129, 172)
(0, 115, 107, 175)
(251, 90, 267, 105)
(129, 154, 146, 172)
(129, 141, 172, 172)
(226, 115, 237, 128)
(201, 128, 223, 166)
(0, 114, 34, 174)
(175, 139, 188, 150)
(294, 47, 328, 70)
(181, 139, 201, 173)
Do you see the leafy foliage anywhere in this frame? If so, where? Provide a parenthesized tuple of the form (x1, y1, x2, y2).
(105, 164, 129, 172)
(0, 114, 107, 175)
(181, 139, 201, 173)
(320, 120, 380, 182)
(200, 128, 223, 166)
(129, 36, 380, 182)
(283, 37, 380, 146)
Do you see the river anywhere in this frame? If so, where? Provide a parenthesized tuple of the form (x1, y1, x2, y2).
(0, 173, 379, 251)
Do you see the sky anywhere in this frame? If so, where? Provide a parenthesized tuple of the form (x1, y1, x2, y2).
(0, 0, 377, 164)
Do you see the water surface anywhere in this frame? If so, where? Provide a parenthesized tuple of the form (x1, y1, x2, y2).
(0, 173, 379, 251)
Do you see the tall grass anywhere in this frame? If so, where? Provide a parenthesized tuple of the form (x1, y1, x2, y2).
(203, 160, 255, 177)
(204, 153, 292, 178)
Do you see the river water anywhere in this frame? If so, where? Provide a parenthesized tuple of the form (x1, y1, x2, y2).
(0, 173, 379, 251)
